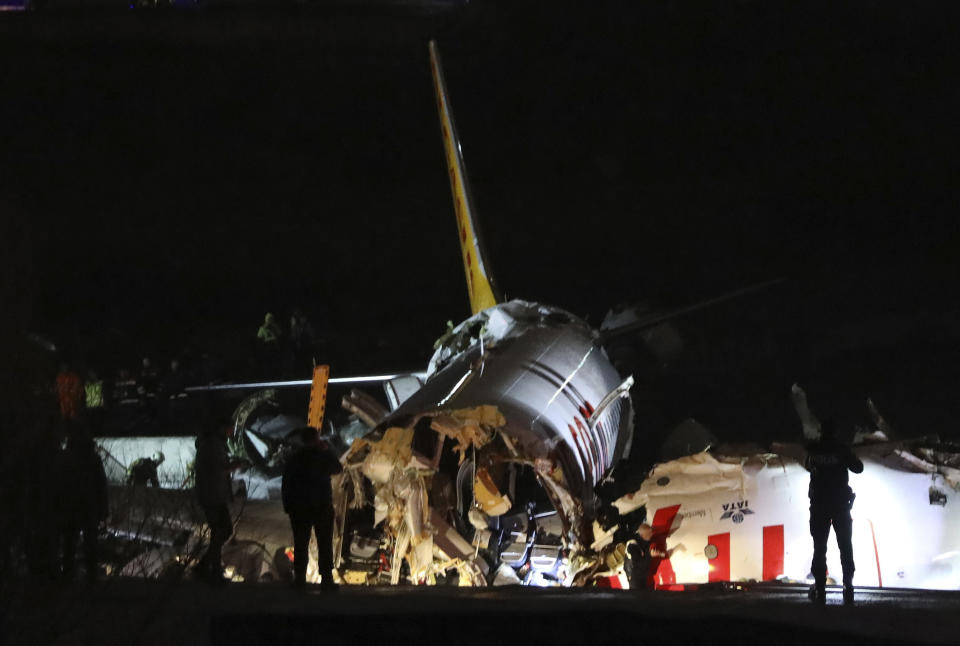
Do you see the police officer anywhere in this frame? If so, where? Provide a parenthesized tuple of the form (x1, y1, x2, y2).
(804, 418, 863, 605)
(281, 427, 342, 590)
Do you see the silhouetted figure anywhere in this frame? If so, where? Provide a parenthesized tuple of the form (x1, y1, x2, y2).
(127, 452, 164, 487)
(281, 427, 343, 590)
(55, 363, 84, 423)
(194, 424, 239, 585)
(285, 308, 315, 377)
(289, 309, 315, 354)
(58, 429, 108, 584)
(24, 424, 63, 579)
(138, 358, 159, 420)
(624, 524, 654, 590)
(804, 419, 864, 605)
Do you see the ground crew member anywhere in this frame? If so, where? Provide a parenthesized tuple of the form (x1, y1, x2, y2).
(58, 429, 108, 584)
(804, 418, 863, 605)
(281, 427, 343, 591)
(194, 424, 241, 585)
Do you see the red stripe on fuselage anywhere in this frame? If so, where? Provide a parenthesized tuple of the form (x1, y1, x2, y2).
(762, 525, 784, 581)
(707, 533, 730, 582)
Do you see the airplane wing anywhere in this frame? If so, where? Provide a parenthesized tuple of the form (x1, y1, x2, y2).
(184, 373, 425, 392)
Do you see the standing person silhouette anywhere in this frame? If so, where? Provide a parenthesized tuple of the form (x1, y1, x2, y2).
(281, 427, 343, 591)
(804, 418, 863, 605)
(194, 423, 241, 585)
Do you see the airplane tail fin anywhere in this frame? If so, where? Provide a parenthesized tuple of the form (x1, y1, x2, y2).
(429, 40, 501, 315)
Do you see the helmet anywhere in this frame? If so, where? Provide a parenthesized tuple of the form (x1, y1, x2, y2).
(152, 451, 165, 464)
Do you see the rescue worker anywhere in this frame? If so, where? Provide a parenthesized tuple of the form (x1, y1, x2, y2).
(257, 312, 283, 373)
(84, 370, 106, 435)
(257, 312, 281, 345)
(804, 418, 863, 605)
(194, 424, 241, 585)
(127, 452, 165, 487)
(281, 427, 343, 590)
(58, 428, 108, 584)
(55, 363, 84, 423)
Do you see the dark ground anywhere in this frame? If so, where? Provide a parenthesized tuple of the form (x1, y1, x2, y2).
(2, 1, 959, 452)
(3, 578, 959, 646)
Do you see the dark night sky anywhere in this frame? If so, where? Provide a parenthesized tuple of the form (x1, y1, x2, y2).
(2, 1, 958, 443)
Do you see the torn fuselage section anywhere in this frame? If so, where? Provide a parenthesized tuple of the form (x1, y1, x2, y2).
(333, 300, 634, 586)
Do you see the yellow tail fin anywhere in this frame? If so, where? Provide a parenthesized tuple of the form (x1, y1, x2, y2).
(429, 40, 501, 315)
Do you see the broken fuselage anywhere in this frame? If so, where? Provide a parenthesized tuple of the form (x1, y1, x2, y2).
(334, 300, 633, 585)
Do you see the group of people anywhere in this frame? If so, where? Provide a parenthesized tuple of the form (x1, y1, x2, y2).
(255, 309, 319, 377)
(53, 357, 191, 433)
(185, 414, 865, 597)
(192, 423, 342, 590)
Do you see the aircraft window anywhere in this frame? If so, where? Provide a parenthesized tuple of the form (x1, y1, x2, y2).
(656, 476, 670, 487)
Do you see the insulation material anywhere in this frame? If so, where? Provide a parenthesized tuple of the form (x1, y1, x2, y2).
(361, 427, 414, 484)
(474, 468, 511, 516)
(334, 397, 600, 587)
(430, 405, 504, 463)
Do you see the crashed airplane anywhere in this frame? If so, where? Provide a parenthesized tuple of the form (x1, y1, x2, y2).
(95, 40, 633, 587)
(92, 41, 960, 591)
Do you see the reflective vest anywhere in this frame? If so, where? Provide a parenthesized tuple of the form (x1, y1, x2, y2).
(85, 380, 104, 409)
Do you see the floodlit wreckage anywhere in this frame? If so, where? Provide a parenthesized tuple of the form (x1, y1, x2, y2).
(332, 300, 633, 586)
(95, 299, 636, 588)
(95, 383, 960, 590)
(90, 41, 960, 590)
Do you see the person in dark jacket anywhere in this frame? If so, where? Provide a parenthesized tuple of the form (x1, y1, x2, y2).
(194, 424, 240, 584)
(58, 428, 108, 584)
(281, 427, 343, 590)
(624, 523, 654, 590)
(804, 419, 864, 605)
(127, 452, 164, 487)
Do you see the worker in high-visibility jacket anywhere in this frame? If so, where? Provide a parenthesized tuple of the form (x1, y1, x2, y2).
(55, 364, 84, 422)
(84, 370, 105, 433)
